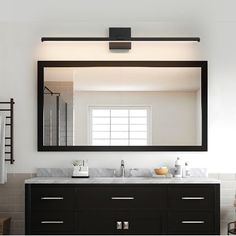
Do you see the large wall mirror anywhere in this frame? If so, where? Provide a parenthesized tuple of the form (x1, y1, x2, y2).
(38, 61, 207, 151)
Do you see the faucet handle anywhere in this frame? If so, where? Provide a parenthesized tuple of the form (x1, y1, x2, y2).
(121, 160, 125, 166)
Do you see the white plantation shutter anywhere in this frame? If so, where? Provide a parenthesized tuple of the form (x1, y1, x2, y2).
(89, 106, 151, 145)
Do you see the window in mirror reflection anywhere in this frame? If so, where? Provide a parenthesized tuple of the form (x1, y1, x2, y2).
(89, 106, 151, 146)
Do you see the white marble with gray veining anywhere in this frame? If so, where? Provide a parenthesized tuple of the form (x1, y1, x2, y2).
(36, 167, 208, 178)
(25, 177, 220, 184)
(37, 168, 153, 178)
(37, 168, 73, 177)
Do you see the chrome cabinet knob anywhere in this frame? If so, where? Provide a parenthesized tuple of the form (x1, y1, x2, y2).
(123, 221, 129, 230)
(116, 221, 122, 230)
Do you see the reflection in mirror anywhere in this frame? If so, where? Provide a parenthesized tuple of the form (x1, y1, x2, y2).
(43, 67, 202, 146)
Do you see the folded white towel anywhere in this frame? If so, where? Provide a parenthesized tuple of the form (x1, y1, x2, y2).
(0, 114, 7, 184)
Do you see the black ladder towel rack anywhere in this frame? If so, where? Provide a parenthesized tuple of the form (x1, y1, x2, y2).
(0, 98, 15, 164)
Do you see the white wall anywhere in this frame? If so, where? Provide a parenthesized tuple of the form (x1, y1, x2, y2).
(0, 0, 236, 173)
(74, 91, 198, 145)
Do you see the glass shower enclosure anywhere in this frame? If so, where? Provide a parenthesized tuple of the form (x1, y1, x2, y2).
(43, 86, 68, 146)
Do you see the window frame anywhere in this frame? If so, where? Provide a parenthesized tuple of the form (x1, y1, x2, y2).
(88, 105, 152, 146)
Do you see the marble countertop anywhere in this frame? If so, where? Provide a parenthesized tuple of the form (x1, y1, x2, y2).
(25, 177, 220, 184)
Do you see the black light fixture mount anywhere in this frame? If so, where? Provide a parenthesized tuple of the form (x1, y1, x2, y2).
(41, 27, 200, 50)
(109, 27, 131, 50)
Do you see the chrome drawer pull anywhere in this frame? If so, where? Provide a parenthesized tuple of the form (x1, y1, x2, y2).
(182, 221, 205, 224)
(41, 221, 64, 224)
(41, 197, 64, 200)
(111, 197, 135, 200)
(181, 197, 205, 200)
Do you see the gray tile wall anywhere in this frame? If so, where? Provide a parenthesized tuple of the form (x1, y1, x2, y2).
(0, 173, 235, 234)
(209, 173, 236, 235)
(0, 173, 33, 235)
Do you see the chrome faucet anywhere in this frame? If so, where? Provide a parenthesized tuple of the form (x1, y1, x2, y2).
(120, 160, 125, 177)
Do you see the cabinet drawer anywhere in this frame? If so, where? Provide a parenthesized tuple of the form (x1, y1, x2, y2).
(31, 186, 75, 210)
(168, 186, 214, 210)
(168, 212, 214, 233)
(77, 186, 166, 209)
(31, 211, 75, 233)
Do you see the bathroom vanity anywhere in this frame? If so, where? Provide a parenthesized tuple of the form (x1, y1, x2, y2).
(25, 177, 220, 235)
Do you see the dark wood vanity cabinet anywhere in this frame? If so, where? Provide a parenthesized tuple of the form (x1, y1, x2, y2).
(25, 184, 220, 235)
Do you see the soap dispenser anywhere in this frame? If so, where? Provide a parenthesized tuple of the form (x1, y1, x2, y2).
(174, 157, 182, 178)
(183, 162, 191, 178)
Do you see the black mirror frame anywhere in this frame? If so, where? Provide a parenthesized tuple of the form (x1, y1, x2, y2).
(38, 61, 207, 152)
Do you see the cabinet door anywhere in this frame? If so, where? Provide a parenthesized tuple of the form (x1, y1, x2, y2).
(121, 210, 163, 235)
(77, 210, 163, 235)
(77, 210, 116, 235)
